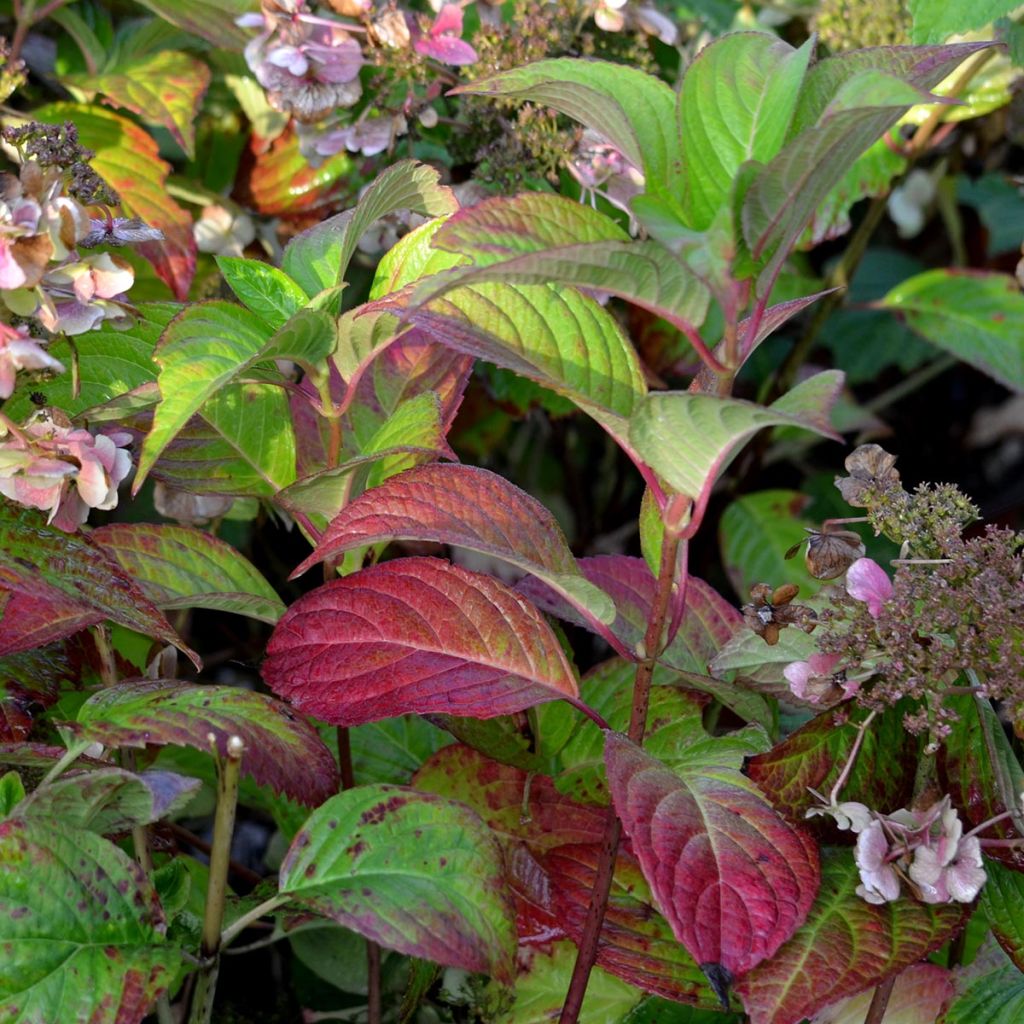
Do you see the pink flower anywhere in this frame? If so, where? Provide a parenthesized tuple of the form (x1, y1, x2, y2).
(414, 4, 477, 65)
(312, 114, 408, 158)
(854, 820, 902, 904)
(0, 413, 133, 530)
(0, 323, 64, 398)
(909, 801, 986, 903)
(568, 130, 645, 221)
(846, 557, 894, 617)
(784, 652, 849, 704)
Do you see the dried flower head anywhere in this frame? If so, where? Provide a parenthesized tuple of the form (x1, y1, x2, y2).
(742, 582, 817, 646)
(835, 443, 901, 508)
(786, 523, 866, 580)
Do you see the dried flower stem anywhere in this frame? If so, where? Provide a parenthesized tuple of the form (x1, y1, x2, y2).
(864, 974, 897, 1024)
(829, 710, 878, 805)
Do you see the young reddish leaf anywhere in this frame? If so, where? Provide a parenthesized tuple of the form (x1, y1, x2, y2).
(71, 679, 339, 806)
(546, 843, 740, 1009)
(412, 744, 606, 852)
(67, 51, 211, 159)
(735, 851, 968, 1024)
(293, 464, 617, 639)
(91, 523, 285, 624)
(604, 731, 820, 988)
(33, 103, 196, 300)
(0, 504, 197, 667)
(0, 819, 179, 1023)
(280, 783, 516, 982)
(18, 767, 200, 835)
(240, 125, 355, 217)
(981, 858, 1024, 970)
(746, 703, 917, 824)
(0, 589, 100, 658)
(262, 557, 579, 727)
(809, 962, 954, 1024)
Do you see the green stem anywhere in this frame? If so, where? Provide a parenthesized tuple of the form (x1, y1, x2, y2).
(219, 893, 289, 950)
(558, 529, 685, 1024)
(39, 743, 86, 786)
(189, 736, 245, 1024)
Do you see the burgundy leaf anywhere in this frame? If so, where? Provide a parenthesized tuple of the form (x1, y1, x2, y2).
(263, 557, 579, 727)
(546, 842, 736, 1008)
(70, 679, 339, 806)
(0, 644, 71, 741)
(604, 731, 819, 989)
(0, 589, 100, 657)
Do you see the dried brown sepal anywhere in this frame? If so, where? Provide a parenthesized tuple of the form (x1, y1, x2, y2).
(786, 525, 865, 580)
(835, 443, 901, 507)
(742, 582, 817, 646)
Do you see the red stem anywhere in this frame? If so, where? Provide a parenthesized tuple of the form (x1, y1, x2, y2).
(864, 974, 896, 1024)
(558, 529, 684, 1024)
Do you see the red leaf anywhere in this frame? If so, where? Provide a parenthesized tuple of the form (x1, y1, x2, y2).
(546, 842, 735, 1008)
(0, 645, 71, 741)
(263, 557, 579, 726)
(0, 589, 100, 657)
(71, 679, 339, 806)
(604, 731, 819, 985)
(735, 851, 967, 1024)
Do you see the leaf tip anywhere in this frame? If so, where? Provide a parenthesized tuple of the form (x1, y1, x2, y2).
(700, 962, 734, 1010)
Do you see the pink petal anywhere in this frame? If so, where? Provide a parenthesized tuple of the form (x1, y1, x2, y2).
(846, 558, 894, 617)
(431, 3, 464, 36)
(414, 35, 477, 64)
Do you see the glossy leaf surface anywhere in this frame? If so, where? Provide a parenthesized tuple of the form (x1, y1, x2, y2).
(263, 557, 579, 726)
(216, 257, 309, 330)
(92, 523, 285, 624)
(605, 731, 819, 979)
(0, 819, 179, 1023)
(279, 783, 516, 981)
(982, 858, 1024, 970)
(73, 679, 339, 806)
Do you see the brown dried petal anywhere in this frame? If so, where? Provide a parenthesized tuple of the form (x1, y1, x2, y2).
(805, 529, 865, 580)
(775, 603, 818, 634)
(11, 233, 53, 288)
(749, 583, 774, 605)
(772, 583, 800, 606)
(836, 444, 901, 507)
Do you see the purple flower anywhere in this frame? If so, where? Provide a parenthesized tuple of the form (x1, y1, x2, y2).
(79, 216, 164, 248)
(846, 557, 894, 617)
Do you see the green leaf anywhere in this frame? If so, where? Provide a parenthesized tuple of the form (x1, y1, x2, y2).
(90, 523, 285, 624)
(718, 489, 823, 600)
(0, 504, 196, 665)
(73, 679, 340, 806)
(628, 372, 843, 502)
(623, 998, 742, 1023)
(0, 819, 179, 1022)
(741, 47, 982, 286)
(137, 301, 327, 489)
(453, 58, 681, 199)
(126, 0, 251, 48)
(66, 50, 210, 158)
(0, 771, 24, 817)
(396, 279, 647, 444)
(982, 858, 1024, 970)
(279, 784, 516, 981)
(679, 34, 812, 230)
(944, 943, 1024, 1024)
(1, 303, 171, 422)
(216, 257, 309, 330)
(32, 103, 195, 300)
(350, 716, 452, 786)
(709, 623, 818, 694)
(910, 0, 1020, 44)
(369, 216, 466, 299)
(878, 270, 1024, 391)
(17, 767, 199, 834)
(424, 193, 709, 334)
(282, 160, 457, 298)
(138, 381, 297, 497)
(735, 850, 968, 1024)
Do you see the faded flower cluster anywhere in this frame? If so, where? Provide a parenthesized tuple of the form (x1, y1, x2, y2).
(0, 411, 133, 531)
(810, 795, 986, 906)
(0, 122, 162, 378)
